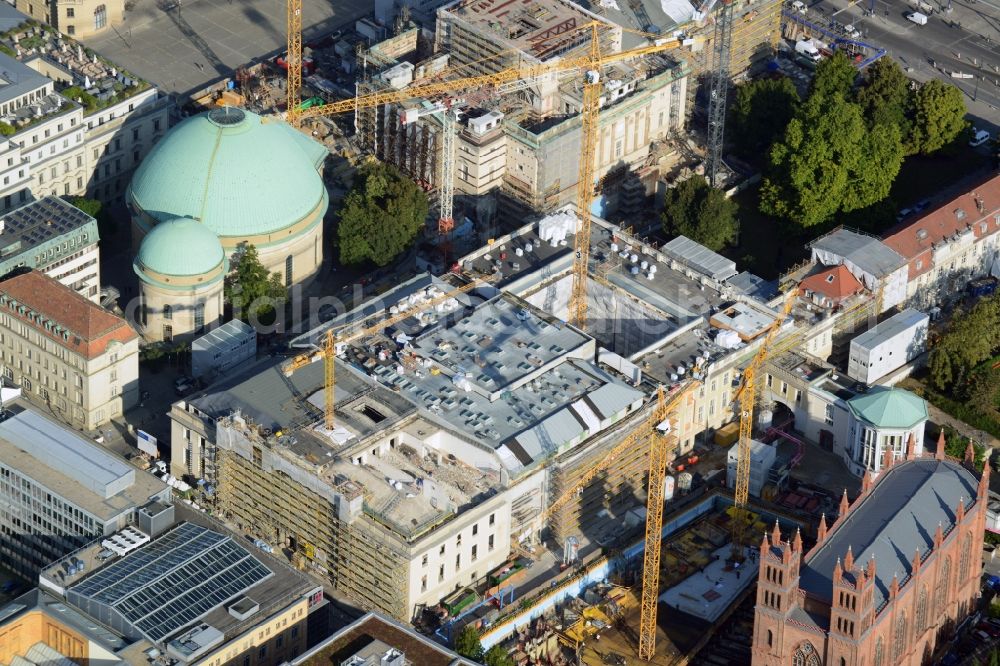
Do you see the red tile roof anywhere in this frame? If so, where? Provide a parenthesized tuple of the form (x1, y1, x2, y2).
(883, 173, 1000, 270)
(0, 271, 137, 360)
(799, 265, 864, 301)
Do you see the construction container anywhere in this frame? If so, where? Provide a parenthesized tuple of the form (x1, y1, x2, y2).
(678, 472, 693, 492)
(715, 422, 739, 447)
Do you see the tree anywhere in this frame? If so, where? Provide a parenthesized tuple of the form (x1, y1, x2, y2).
(661, 175, 738, 250)
(841, 121, 904, 213)
(910, 80, 968, 155)
(854, 58, 913, 142)
(810, 51, 857, 101)
(455, 625, 484, 661)
(929, 294, 1000, 390)
(68, 197, 101, 219)
(338, 160, 429, 267)
(483, 645, 515, 666)
(728, 77, 800, 161)
(760, 94, 864, 227)
(225, 244, 287, 325)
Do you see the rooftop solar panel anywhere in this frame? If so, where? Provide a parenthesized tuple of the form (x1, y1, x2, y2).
(69, 523, 272, 643)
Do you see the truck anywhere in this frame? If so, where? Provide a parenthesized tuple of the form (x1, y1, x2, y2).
(794, 39, 822, 62)
(907, 11, 928, 25)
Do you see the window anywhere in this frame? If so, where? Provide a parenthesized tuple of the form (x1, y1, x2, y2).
(824, 403, 835, 426)
(153, 119, 161, 132)
(766, 629, 772, 647)
(66, 25, 75, 34)
(934, 557, 951, 616)
(472, 524, 478, 536)
(163, 304, 172, 320)
(421, 575, 427, 592)
(471, 545, 478, 562)
(455, 553, 461, 570)
(488, 534, 494, 551)
(916, 586, 928, 635)
(194, 303, 205, 332)
(94, 4, 107, 30)
(893, 613, 907, 659)
(489, 513, 495, 526)
(163, 324, 172, 342)
(792, 642, 821, 666)
(285, 255, 294, 287)
(438, 564, 444, 582)
(421, 554, 428, 567)
(66, 7, 74, 17)
(960, 532, 973, 582)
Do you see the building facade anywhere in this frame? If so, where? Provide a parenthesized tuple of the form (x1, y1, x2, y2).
(0, 404, 169, 579)
(0, 50, 170, 214)
(883, 174, 1000, 309)
(0, 270, 139, 430)
(13, 0, 123, 37)
(0, 195, 101, 300)
(751, 452, 987, 665)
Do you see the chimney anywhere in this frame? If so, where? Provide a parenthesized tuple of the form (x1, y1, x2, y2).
(935, 430, 946, 461)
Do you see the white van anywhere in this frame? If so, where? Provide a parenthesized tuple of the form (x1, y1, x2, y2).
(795, 39, 822, 62)
(907, 11, 928, 24)
(791, 0, 807, 13)
(970, 129, 991, 147)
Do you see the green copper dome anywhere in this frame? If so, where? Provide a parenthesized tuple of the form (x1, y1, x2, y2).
(127, 107, 328, 238)
(847, 386, 928, 430)
(135, 216, 226, 278)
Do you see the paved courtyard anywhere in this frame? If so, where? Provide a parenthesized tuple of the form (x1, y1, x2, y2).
(83, 0, 369, 97)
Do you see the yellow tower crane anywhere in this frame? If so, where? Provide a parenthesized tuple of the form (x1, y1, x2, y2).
(283, 17, 694, 328)
(522, 380, 698, 660)
(282, 276, 495, 429)
(729, 289, 798, 562)
(285, 0, 303, 125)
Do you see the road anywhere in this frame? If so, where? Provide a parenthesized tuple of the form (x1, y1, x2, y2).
(803, 0, 1000, 128)
(82, 0, 369, 98)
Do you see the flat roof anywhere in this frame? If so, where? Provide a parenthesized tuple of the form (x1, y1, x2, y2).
(192, 319, 255, 354)
(68, 522, 274, 643)
(0, 408, 133, 497)
(0, 405, 167, 521)
(291, 612, 476, 666)
(409, 293, 591, 397)
(810, 228, 906, 279)
(710, 302, 777, 341)
(0, 52, 50, 105)
(661, 235, 738, 282)
(43, 505, 317, 656)
(0, 589, 129, 653)
(440, 0, 606, 60)
(0, 196, 97, 265)
(850, 308, 928, 351)
(799, 459, 979, 614)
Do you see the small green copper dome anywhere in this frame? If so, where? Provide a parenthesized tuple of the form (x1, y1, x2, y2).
(135, 216, 225, 277)
(847, 386, 928, 429)
(127, 107, 328, 238)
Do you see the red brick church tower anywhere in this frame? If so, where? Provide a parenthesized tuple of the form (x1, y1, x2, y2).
(751, 435, 988, 665)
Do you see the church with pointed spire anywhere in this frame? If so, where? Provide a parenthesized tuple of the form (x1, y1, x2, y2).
(751, 439, 988, 665)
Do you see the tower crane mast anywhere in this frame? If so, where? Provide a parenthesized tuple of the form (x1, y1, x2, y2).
(730, 289, 798, 561)
(284, 17, 694, 327)
(705, 0, 735, 186)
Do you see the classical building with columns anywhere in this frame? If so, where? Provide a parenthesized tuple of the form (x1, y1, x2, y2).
(751, 437, 987, 666)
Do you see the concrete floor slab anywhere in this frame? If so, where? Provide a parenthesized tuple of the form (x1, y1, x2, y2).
(661, 544, 758, 623)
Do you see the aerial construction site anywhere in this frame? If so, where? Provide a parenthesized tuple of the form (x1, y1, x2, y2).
(164, 0, 897, 662)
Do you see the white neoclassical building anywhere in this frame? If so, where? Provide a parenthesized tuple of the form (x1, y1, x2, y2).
(845, 386, 928, 476)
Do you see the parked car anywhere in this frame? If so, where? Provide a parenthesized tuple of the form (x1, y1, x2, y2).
(844, 24, 861, 38)
(970, 129, 991, 147)
(907, 11, 928, 24)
